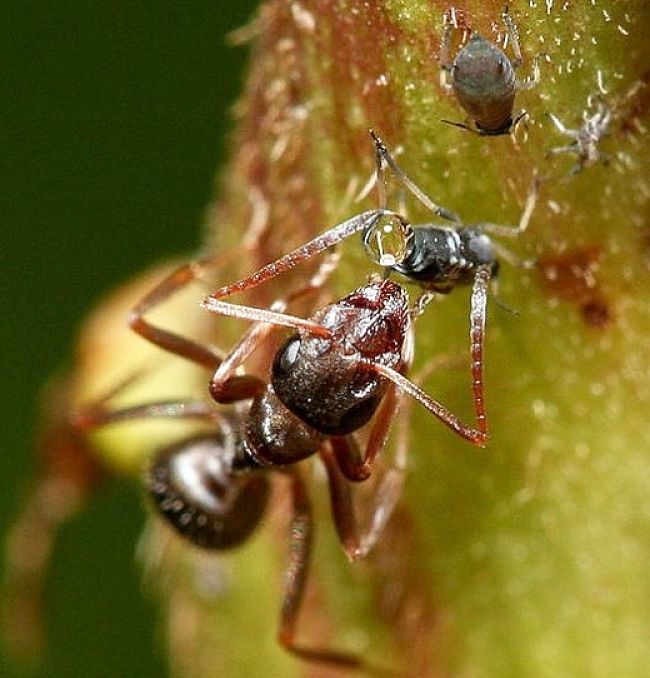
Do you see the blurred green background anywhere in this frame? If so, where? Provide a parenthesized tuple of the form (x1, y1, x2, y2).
(2, 2, 257, 676)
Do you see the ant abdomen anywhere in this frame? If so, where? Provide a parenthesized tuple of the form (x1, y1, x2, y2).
(146, 434, 269, 549)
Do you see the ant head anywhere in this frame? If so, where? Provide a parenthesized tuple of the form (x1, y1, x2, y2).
(333, 280, 411, 361)
(271, 280, 411, 436)
(146, 434, 268, 549)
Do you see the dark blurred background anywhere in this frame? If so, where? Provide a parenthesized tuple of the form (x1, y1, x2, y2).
(2, 2, 257, 676)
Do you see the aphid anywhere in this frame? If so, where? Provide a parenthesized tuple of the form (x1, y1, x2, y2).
(366, 130, 539, 303)
(440, 5, 540, 136)
(78, 218, 486, 669)
(547, 100, 612, 175)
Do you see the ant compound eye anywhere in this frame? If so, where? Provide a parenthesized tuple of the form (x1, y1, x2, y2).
(272, 335, 301, 377)
(363, 214, 413, 268)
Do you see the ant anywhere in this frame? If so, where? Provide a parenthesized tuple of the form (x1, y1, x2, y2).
(68, 205, 490, 670)
(440, 5, 540, 136)
(361, 130, 539, 435)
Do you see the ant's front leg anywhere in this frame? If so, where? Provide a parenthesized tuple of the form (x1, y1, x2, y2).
(329, 384, 401, 483)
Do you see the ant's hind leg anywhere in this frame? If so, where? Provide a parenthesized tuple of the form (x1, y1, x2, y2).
(277, 470, 364, 670)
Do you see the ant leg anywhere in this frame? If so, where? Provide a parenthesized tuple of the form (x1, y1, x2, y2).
(128, 250, 243, 370)
(368, 130, 462, 224)
(73, 399, 220, 431)
(128, 183, 276, 368)
(323, 432, 406, 563)
(278, 470, 363, 670)
(205, 209, 391, 302)
(468, 266, 490, 439)
(366, 267, 491, 447)
(3, 376, 103, 660)
(329, 384, 401, 483)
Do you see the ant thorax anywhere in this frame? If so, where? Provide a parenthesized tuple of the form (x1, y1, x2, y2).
(392, 225, 499, 292)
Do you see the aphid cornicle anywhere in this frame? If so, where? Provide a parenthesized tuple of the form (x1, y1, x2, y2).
(440, 6, 540, 135)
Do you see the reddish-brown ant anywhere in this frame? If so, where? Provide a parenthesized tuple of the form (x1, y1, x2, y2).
(440, 5, 540, 136)
(72, 176, 497, 667)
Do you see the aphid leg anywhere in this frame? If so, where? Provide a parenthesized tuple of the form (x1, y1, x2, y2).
(548, 112, 579, 139)
(369, 130, 462, 224)
(546, 144, 578, 156)
(516, 54, 542, 91)
(209, 252, 340, 403)
(504, 6, 542, 91)
(502, 4, 523, 68)
(277, 470, 363, 670)
(439, 20, 455, 91)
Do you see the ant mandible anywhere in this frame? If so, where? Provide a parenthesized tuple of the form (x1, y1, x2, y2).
(440, 5, 540, 136)
(73, 206, 486, 670)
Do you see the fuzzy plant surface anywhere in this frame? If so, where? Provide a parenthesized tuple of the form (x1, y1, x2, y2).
(13, 1, 650, 677)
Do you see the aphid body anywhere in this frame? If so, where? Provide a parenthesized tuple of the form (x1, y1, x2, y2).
(440, 7, 539, 135)
(449, 34, 518, 135)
